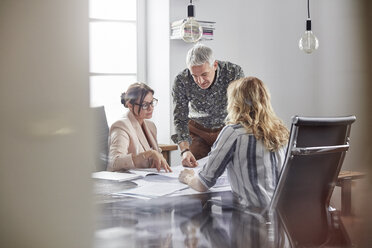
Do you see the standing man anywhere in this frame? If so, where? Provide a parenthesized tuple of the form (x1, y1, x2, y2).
(171, 44, 244, 167)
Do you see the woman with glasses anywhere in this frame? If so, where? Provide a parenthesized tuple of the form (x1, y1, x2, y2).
(107, 82, 171, 172)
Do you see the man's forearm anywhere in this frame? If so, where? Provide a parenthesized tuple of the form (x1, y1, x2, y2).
(179, 141, 190, 151)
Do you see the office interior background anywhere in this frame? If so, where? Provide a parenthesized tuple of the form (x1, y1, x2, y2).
(0, 0, 371, 247)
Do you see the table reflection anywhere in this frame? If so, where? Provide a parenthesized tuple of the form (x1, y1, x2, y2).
(93, 180, 351, 248)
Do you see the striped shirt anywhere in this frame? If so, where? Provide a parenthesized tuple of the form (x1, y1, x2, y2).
(198, 124, 286, 208)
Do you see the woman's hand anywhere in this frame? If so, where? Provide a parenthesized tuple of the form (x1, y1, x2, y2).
(178, 169, 208, 192)
(179, 169, 195, 184)
(148, 150, 172, 172)
(182, 151, 199, 168)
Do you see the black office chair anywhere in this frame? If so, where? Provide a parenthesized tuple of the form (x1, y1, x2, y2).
(92, 106, 109, 171)
(269, 115, 356, 247)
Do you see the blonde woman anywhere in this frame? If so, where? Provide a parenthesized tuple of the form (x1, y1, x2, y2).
(107, 82, 171, 172)
(179, 77, 289, 207)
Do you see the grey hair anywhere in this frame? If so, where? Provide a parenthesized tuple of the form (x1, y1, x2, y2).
(186, 43, 215, 68)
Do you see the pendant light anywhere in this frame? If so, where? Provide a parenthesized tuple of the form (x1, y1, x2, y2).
(181, 0, 203, 43)
(299, 0, 319, 54)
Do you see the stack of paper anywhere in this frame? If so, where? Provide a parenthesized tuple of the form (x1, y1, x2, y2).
(129, 165, 198, 179)
(92, 171, 141, 182)
(93, 156, 232, 199)
(113, 182, 188, 199)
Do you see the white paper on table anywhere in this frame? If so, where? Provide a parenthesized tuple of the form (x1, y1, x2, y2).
(128, 168, 160, 177)
(128, 156, 209, 179)
(130, 156, 230, 187)
(128, 166, 195, 179)
(168, 185, 232, 197)
(111, 193, 153, 200)
(92, 171, 142, 182)
(112, 181, 189, 198)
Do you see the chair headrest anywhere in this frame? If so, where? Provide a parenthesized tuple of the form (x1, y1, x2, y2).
(292, 115, 356, 126)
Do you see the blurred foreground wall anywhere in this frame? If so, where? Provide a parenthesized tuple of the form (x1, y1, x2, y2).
(0, 1, 94, 247)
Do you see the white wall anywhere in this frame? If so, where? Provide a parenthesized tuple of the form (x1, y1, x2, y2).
(317, 0, 370, 171)
(169, 0, 320, 121)
(0, 1, 93, 247)
(146, 0, 172, 145)
(149, 0, 370, 171)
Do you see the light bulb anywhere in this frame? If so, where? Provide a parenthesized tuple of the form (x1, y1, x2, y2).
(181, 18, 203, 43)
(181, 3, 203, 43)
(299, 19, 319, 54)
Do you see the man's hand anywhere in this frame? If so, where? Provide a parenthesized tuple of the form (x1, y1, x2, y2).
(182, 151, 199, 168)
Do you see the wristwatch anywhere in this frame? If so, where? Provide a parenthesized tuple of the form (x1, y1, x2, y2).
(180, 148, 190, 156)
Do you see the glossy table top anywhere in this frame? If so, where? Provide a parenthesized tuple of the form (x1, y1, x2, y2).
(93, 178, 352, 248)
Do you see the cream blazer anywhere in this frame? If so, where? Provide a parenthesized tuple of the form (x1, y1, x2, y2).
(107, 111, 161, 171)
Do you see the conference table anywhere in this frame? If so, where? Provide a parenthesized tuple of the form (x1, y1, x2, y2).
(93, 175, 352, 248)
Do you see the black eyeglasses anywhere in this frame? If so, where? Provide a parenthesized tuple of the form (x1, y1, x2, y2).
(134, 98, 158, 110)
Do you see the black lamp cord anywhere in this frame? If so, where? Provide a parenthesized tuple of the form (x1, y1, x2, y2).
(187, 0, 195, 17)
(307, 0, 310, 19)
(306, 0, 312, 30)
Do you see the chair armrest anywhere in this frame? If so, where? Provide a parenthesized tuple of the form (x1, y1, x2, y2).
(159, 144, 178, 165)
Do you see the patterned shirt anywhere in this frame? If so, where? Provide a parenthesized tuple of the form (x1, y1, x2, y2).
(198, 124, 287, 208)
(171, 61, 244, 144)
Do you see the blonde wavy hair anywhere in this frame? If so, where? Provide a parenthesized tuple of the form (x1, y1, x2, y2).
(226, 77, 289, 151)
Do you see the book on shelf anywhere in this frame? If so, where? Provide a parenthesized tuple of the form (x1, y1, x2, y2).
(171, 28, 214, 36)
(171, 26, 215, 30)
(170, 19, 215, 41)
(170, 36, 214, 41)
(170, 33, 214, 41)
(171, 19, 216, 28)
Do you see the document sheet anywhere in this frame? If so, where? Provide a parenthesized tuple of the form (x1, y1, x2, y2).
(94, 156, 231, 199)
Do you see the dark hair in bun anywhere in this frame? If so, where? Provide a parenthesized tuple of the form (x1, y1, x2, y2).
(121, 82, 154, 115)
